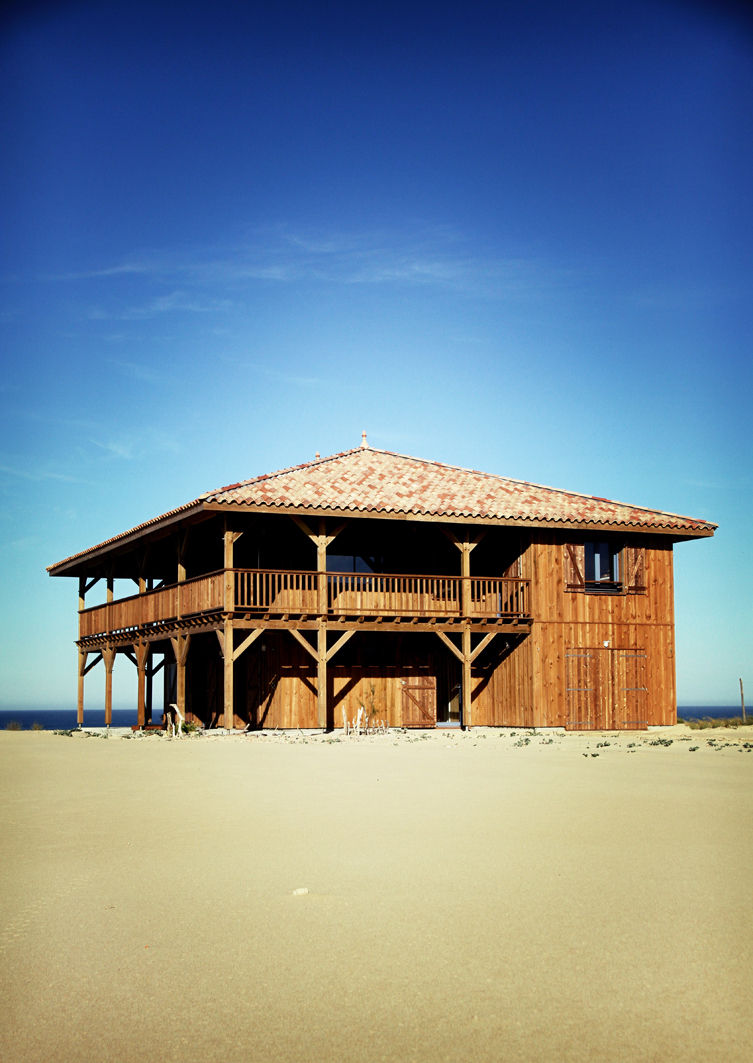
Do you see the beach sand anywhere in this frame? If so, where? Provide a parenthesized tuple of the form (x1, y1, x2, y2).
(1, 725, 751, 1063)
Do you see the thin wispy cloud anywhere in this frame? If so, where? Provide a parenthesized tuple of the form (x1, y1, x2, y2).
(49, 225, 554, 304)
(88, 290, 233, 321)
(0, 461, 82, 484)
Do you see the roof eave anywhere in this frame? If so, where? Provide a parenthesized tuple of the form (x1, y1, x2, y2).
(201, 500, 716, 538)
(47, 501, 209, 577)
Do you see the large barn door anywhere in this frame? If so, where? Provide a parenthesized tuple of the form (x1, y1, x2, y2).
(401, 677, 437, 728)
(565, 649, 603, 730)
(611, 650, 648, 730)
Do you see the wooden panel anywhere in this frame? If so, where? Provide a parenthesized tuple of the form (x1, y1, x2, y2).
(611, 649, 648, 729)
(565, 649, 602, 730)
(401, 677, 437, 728)
(471, 636, 536, 727)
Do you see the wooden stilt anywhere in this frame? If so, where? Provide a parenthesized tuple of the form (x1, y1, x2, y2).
(77, 649, 88, 727)
(462, 626, 472, 730)
(223, 620, 234, 729)
(170, 634, 191, 721)
(134, 642, 149, 728)
(146, 659, 153, 726)
(222, 523, 242, 730)
(317, 623, 327, 729)
(103, 646, 116, 727)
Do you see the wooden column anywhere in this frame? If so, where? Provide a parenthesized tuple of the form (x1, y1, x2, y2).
(134, 642, 150, 728)
(219, 621, 234, 729)
(317, 623, 327, 729)
(170, 635, 190, 719)
(146, 659, 154, 726)
(291, 517, 344, 617)
(103, 646, 116, 727)
(77, 649, 87, 727)
(222, 525, 243, 730)
(462, 626, 472, 729)
(177, 532, 187, 616)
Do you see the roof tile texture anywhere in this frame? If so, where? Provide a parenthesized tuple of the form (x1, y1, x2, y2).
(203, 447, 714, 533)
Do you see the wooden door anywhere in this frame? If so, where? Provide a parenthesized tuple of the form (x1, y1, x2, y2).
(611, 650, 648, 730)
(566, 647, 648, 731)
(565, 649, 603, 730)
(401, 677, 437, 728)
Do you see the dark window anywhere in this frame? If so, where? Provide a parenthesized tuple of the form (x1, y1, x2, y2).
(584, 542, 620, 586)
(565, 542, 646, 595)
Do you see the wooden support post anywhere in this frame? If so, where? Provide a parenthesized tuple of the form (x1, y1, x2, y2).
(223, 525, 242, 613)
(106, 577, 114, 603)
(317, 623, 327, 729)
(223, 620, 234, 729)
(146, 659, 153, 726)
(103, 646, 116, 727)
(462, 626, 472, 730)
(77, 649, 88, 727)
(291, 516, 344, 617)
(170, 635, 191, 720)
(134, 642, 150, 728)
(221, 524, 243, 730)
(444, 529, 484, 618)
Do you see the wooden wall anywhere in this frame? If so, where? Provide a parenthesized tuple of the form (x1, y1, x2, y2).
(528, 535, 677, 728)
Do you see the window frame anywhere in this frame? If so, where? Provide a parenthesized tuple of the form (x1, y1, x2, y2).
(564, 540, 647, 596)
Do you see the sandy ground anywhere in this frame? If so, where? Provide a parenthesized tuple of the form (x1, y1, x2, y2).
(1, 724, 752, 1063)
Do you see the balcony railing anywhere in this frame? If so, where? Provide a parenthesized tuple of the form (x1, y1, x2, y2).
(79, 568, 531, 638)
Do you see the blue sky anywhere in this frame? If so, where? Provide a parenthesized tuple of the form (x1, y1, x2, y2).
(1, 0, 751, 709)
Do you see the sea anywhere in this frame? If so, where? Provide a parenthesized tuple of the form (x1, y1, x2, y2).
(0, 705, 746, 730)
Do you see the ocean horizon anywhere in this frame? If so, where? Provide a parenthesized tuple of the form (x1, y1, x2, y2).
(0, 705, 747, 731)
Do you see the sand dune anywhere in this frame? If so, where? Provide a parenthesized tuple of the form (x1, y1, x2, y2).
(1, 726, 751, 1062)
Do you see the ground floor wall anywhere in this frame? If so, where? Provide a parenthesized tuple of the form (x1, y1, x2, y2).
(168, 621, 675, 731)
(531, 621, 676, 729)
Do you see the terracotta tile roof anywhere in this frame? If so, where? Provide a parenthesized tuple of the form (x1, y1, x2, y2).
(48, 445, 715, 572)
(201, 446, 716, 534)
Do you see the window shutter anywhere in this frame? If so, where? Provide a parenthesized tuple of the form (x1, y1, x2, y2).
(564, 543, 585, 591)
(624, 546, 646, 594)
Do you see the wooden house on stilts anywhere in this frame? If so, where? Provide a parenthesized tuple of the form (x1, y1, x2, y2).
(48, 437, 715, 731)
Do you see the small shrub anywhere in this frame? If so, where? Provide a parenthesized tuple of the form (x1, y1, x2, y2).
(5, 720, 21, 731)
(31, 721, 44, 731)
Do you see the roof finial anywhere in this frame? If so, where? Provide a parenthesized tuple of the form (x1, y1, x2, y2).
(361, 430, 368, 449)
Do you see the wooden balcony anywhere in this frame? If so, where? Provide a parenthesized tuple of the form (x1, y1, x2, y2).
(78, 568, 532, 641)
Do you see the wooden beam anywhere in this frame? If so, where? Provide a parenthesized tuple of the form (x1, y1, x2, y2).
(441, 528, 486, 550)
(83, 651, 103, 676)
(288, 627, 318, 660)
(434, 630, 464, 662)
(233, 627, 263, 663)
(470, 632, 497, 663)
(326, 629, 354, 663)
